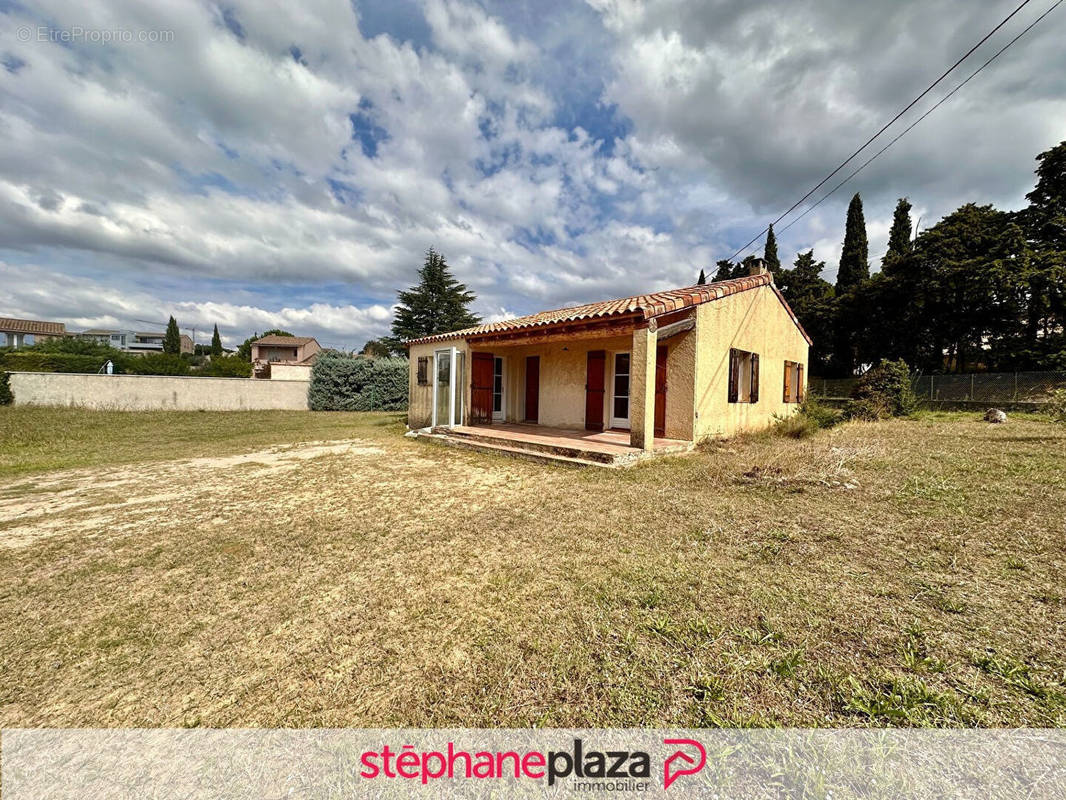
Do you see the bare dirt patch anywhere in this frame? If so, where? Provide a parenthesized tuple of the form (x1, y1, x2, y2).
(0, 440, 384, 549)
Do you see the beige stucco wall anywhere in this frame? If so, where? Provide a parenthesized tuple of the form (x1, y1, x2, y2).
(269, 363, 312, 381)
(9, 372, 310, 411)
(692, 283, 809, 439)
(408, 332, 696, 439)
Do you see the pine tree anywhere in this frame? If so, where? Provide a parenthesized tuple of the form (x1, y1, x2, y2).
(763, 223, 781, 275)
(163, 316, 181, 354)
(712, 260, 737, 282)
(389, 248, 481, 344)
(210, 324, 223, 357)
(882, 198, 913, 275)
(696, 268, 707, 285)
(837, 193, 869, 291)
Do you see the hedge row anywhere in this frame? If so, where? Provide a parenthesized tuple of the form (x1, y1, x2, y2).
(308, 352, 408, 411)
(0, 351, 251, 377)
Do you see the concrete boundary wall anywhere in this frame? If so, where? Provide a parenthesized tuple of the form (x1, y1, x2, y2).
(8, 372, 309, 411)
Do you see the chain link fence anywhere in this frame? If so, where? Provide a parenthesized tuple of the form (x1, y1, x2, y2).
(811, 371, 1066, 405)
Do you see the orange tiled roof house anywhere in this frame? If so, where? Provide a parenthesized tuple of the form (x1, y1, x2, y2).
(406, 260, 811, 451)
(250, 335, 321, 380)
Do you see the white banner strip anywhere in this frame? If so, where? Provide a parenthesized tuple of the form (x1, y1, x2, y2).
(3, 729, 1065, 798)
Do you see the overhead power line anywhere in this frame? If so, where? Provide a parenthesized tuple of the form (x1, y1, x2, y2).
(777, 0, 1063, 238)
(724, 0, 1038, 263)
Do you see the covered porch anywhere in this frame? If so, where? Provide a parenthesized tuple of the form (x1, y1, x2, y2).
(427, 422, 691, 468)
(457, 311, 698, 450)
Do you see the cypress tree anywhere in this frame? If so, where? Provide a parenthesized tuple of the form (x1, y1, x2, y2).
(763, 223, 781, 275)
(389, 248, 481, 344)
(696, 268, 707, 285)
(837, 193, 869, 291)
(210, 324, 223, 357)
(882, 198, 913, 275)
(163, 316, 181, 354)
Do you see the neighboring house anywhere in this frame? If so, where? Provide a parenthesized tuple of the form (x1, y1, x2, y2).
(250, 335, 321, 380)
(76, 329, 193, 355)
(406, 260, 810, 462)
(0, 317, 65, 349)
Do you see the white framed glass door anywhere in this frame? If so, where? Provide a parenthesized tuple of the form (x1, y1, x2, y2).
(432, 347, 465, 427)
(492, 357, 504, 421)
(611, 351, 631, 429)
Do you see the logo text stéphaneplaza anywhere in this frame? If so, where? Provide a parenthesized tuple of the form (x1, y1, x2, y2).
(357, 737, 708, 791)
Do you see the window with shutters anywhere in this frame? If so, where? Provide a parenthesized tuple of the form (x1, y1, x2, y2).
(727, 348, 760, 403)
(416, 356, 430, 386)
(783, 360, 804, 403)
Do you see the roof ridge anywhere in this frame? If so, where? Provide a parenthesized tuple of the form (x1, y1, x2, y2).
(407, 273, 784, 346)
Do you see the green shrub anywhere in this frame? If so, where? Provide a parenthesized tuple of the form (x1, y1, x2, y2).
(308, 352, 408, 411)
(125, 353, 190, 376)
(0, 351, 116, 373)
(1046, 388, 1066, 423)
(0, 372, 12, 405)
(844, 359, 918, 421)
(198, 355, 252, 378)
(774, 396, 841, 438)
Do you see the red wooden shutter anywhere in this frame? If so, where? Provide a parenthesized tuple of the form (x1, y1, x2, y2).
(783, 361, 791, 403)
(727, 348, 739, 403)
(797, 363, 805, 402)
(585, 350, 606, 431)
(470, 352, 494, 424)
(750, 353, 760, 403)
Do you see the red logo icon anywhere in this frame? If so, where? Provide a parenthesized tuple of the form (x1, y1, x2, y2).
(663, 738, 706, 789)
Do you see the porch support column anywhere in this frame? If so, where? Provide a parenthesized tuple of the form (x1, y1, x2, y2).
(630, 321, 657, 450)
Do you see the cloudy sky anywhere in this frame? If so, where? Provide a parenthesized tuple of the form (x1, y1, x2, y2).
(2, 0, 1064, 349)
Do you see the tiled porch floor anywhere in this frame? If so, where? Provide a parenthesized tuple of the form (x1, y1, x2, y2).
(450, 422, 691, 456)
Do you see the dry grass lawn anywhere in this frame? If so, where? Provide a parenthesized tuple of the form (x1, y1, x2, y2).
(0, 407, 1063, 728)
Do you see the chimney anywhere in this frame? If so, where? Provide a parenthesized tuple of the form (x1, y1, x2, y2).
(749, 257, 768, 277)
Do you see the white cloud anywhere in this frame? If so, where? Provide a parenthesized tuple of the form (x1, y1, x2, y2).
(1, 0, 1063, 347)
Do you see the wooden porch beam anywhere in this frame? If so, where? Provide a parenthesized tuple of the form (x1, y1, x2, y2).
(653, 316, 695, 342)
(469, 316, 641, 347)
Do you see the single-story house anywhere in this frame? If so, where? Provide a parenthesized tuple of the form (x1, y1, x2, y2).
(0, 317, 65, 349)
(406, 260, 811, 465)
(250, 335, 321, 380)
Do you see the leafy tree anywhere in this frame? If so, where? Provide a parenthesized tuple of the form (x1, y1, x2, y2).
(1021, 141, 1066, 366)
(236, 329, 294, 361)
(777, 250, 836, 373)
(696, 268, 707, 285)
(763, 223, 781, 275)
(163, 316, 181, 354)
(0, 372, 12, 405)
(837, 193, 869, 291)
(905, 204, 1029, 372)
(360, 338, 396, 358)
(388, 248, 480, 346)
(712, 259, 738, 281)
(882, 197, 913, 275)
(830, 194, 869, 375)
(210, 324, 223, 357)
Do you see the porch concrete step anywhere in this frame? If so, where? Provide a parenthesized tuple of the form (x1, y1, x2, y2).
(433, 426, 628, 465)
(424, 432, 625, 469)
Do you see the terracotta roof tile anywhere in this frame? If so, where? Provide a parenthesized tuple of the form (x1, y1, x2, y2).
(407, 273, 812, 345)
(253, 335, 317, 346)
(0, 317, 65, 336)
